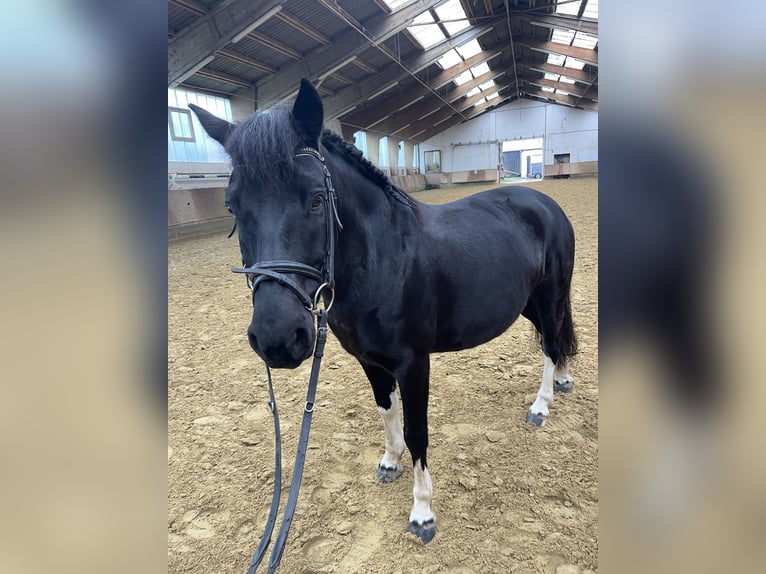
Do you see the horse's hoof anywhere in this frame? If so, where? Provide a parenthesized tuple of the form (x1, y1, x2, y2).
(526, 410, 547, 427)
(407, 519, 436, 543)
(554, 379, 574, 393)
(376, 465, 403, 484)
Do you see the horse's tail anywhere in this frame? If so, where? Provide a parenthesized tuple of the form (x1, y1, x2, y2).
(557, 291, 578, 368)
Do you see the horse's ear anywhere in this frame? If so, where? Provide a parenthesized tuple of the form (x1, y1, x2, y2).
(189, 104, 233, 146)
(291, 78, 324, 145)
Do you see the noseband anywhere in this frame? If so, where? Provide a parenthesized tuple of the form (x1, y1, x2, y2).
(231, 146, 343, 313)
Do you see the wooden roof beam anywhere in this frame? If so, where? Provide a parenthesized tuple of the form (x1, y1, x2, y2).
(519, 75, 597, 99)
(352, 57, 378, 74)
(359, 65, 508, 134)
(522, 86, 598, 110)
(256, 0, 445, 108)
(414, 94, 514, 141)
(170, 0, 207, 17)
(385, 72, 512, 137)
(168, 0, 284, 86)
(343, 47, 506, 129)
(275, 10, 330, 45)
(324, 16, 503, 119)
(196, 67, 252, 89)
(520, 13, 598, 36)
(218, 48, 276, 74)
(524, 61, 598, 84)
(518, 38, 598, 65)
(247, 30, 302, 60)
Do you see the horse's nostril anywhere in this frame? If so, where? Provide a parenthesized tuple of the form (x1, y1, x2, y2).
(247, 329, 259, 352)
(294, 327, 310, 351)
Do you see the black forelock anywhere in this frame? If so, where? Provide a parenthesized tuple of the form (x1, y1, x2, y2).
(224, 103, 301, 188)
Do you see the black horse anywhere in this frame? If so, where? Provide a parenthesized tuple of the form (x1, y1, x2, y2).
(190, 79, 577, 543)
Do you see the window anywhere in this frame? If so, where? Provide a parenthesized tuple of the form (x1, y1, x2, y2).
(424, 150, 441, 173)
(168, 107, 195, 142)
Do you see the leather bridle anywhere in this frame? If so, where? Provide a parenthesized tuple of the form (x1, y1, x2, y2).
(231, 146, 342, 314)
(230, 147, 342, 574)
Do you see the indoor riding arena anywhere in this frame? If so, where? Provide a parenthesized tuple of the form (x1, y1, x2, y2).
(168, 2, 598, 573)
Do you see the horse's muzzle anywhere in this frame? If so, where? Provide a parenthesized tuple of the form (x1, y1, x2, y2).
(247, 322, 314, 369)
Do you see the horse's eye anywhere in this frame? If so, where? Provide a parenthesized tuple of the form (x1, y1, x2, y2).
(311, 195, 324, 210)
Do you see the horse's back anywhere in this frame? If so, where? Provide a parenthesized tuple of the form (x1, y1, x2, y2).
(423, 185, 572, 257)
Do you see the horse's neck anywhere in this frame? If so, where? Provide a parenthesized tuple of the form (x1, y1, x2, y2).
(332, 164, 417, 285)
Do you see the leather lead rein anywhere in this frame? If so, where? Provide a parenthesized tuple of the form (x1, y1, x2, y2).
(246, 310, 329, 574)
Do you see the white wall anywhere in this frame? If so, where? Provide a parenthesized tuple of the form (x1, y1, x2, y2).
(421, 98, 597, 171)
(168, 88, 233, 163)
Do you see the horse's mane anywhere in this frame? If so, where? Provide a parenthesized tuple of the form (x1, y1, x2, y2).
(320, 130, 414, 208)
(223, 103, 413, 208)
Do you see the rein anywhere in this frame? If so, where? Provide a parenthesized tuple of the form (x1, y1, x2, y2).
(231, 147, 341, 573)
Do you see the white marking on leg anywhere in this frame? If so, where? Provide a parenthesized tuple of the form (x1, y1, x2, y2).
(409, 459, 435, 525)
(554, 359, 574, 385)
(529, 354, 555, 417)
(377, 391, 405, 471)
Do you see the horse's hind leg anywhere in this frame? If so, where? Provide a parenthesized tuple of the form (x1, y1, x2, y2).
(361, 363, 405, 483)
(523, 285, 577, 426)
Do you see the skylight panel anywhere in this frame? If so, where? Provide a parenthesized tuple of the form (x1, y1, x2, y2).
(547, 53, 566, 66)
(407, 12, 446, 49)
(456, 39, 482, 59)
(572, 32, 597, 49)
(544, 72, 559, 81)
(555, 0, 581, 16)
(470, 62, 490, 77)
(582, 0, 598, 20)
(466, 86, 481, 97)
(485, 91, 499, 100)
(479, 80, 495, 91)
(559, 76, 575, 84)
(552, 29, 575, 45)
(474, 98, 487, 107)
(542, 86, 555, 92)
(556, 88, 571, 96)
(564, 57, 586, 69)
(382, 0, 410, 10)
(435, 0, 470, 36)
(454, 69, 473, 85)
(437, 49, 462, 69)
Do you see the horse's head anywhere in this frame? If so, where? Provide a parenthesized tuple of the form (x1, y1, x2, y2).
(191, 80, 336, 369)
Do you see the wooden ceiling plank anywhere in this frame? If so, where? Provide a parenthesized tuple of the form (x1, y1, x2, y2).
(247, 30, 302, 60)
(256, 0, 445, 108)
(196, 67, 252, 89)
(170, 0, 207, 17)
(344, 47, 505, 128)
(520, 13, 598, 36)
(275, 10, 331, 45)
(168, 0, 284, 86)
(519, 74, 597, 98)
(323, 16, 503, 120)
(518, 38, 598, 65)
(525, 61, 597, 84)
(218, 48, 276, 74)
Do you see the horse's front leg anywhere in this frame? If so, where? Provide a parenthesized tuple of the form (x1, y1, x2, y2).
(396, 354, 436, 543)
(361, 363, 405, 483)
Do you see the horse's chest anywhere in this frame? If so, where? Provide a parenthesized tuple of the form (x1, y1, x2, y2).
(328, 313, 365, 356)
(328, 305, 394, 359)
